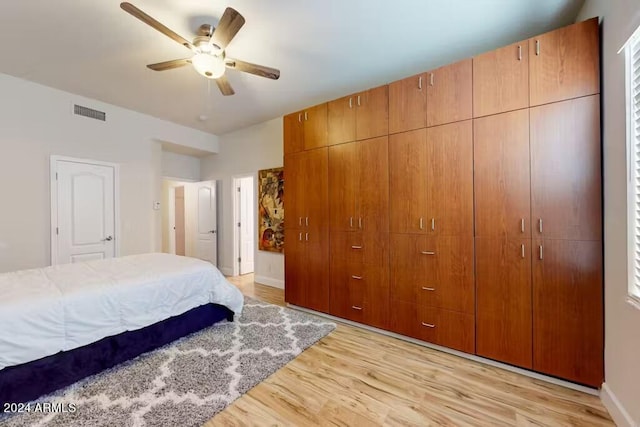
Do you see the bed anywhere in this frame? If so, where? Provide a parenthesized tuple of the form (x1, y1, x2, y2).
(0, 253, 244, 405)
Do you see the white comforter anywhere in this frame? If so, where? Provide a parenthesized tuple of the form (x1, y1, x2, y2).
(0, 253, 244, 371)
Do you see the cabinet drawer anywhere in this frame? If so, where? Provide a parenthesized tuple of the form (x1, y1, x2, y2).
(330, 232, 389, 266)
(390, 302, 475, 353)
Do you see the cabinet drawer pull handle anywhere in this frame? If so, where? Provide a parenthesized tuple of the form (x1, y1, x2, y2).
(419, 217, 424, 230)
(349, 97, 353, 109)
(306, 217, 309, 227)
(357, 95, 361, 106)
(421, 322, 435, 328)
(420, 251, 435, 255)
(351, 245, 363, 250)
(299, 232, 302, 241)
(535, 40, 540, 56)
(518, 45, 522, 61)
(538, 218, 543, 234)
(539, 245, 543, 260)
(521, 218, 525, 233)
(351, 275, 363, 280)
(358, 217, 362, 229)
(430, 73, 434, 86)
(305, 233, 309, 241)
(521, 244, 525, 259)
(422, 287, 435, 291)
(418, 76, 423, 90)
(431, 218, 435, 231)
(350, 217, 353, 228)
(352, 305, 363, 311)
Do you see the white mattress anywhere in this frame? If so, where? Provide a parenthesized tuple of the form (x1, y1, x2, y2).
(0, 253, 244, 371)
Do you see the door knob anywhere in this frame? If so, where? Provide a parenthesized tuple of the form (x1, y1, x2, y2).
(103, 236, 113, 242)
(209, 230, 217, 234)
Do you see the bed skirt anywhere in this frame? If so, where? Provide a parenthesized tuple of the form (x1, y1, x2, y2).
(0, 303, 234, 405)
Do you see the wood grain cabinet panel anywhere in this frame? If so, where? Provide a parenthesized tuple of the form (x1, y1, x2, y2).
(328, 95, 357, 145)
(476, 237, 533, 369)
(474, 109, 531, 238)
(427, 120, 474, 237)
(426, 59, 472, 127)
(530, 95, 601, 241)
(356, 85, 389, 140)
(389, 73, 427, 134)
(283, 152, 305, 230)
(329, 143, 358, 232)
(357, 136, 389, 232)
(284, 233, 305, 306)
(390, 301, 475, 353)
(529, 18, 600, 106)
(303, 103, 328, 150)
(389, 129, 428, 234)
(304, 230, 330, 314)
(283, 112, 304, 154)
(303, 148, 330, 235)
(473, 41, 529, 118)
(533, 239, 603, 387)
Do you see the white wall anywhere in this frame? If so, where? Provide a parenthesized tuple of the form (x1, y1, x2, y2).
(577, 3, 640, 426)
(161, 151, 201, 181)
(200, 117, 284, 284)
(0, 73, 218, 273)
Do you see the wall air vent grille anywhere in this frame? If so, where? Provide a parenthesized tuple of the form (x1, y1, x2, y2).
(73, 104, 106, 122)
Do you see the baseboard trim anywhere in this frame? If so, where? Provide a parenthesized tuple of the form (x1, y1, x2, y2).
(600, 382, 636, 427)
(254, 275, 284, 289)
(219, 266, 233, 276)
(288, 304, 599, 396)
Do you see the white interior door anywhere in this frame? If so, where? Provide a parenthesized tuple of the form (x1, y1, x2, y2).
(194, 181, 217, 265)
(239, 176, 255, 274)
(54, 159, 116, 264)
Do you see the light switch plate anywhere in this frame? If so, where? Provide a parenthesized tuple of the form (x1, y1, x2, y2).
(153, 201, 161, 210)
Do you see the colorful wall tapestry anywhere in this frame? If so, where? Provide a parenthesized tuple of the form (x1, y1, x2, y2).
(258, 167, 284, 252)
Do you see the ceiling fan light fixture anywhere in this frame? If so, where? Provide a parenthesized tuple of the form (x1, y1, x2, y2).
(191, 53, 225, 79)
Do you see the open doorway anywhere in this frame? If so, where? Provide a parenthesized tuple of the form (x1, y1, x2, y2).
(233, 175, 255, 276)
(162, 179, 191, 255)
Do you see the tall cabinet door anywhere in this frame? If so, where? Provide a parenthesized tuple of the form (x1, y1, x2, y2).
(356, 85, 389, 140)
(284, 232, 305, 306)
(304, 229, 330, 314)
(283, 112, 304, 154)
(474, 109, 531, 238)
(389, 73, 427, 134)
(328, 95, 356, 145)
(426, 120, 474, 237)
(533, 239, 603, 387)
(529, 18, 599, 106)
(389, 129, 428, 233)
(358, 136, 389, 232)
(473, 41, 529, 118)
(329, 142, 358, 231)
(530, 95, 601, 241)
(476, 238, 532, 368)
(303, 148, 330, 234)
(303, 103, 328, 150)
(283, 152, 305, 230)
(426, 59, 472, 127)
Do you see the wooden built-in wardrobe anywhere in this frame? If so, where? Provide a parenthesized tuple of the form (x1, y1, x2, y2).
(283, 18, 603, 388)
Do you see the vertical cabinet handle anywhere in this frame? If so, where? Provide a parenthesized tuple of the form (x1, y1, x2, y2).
(418, 76, 423, 90)
(538, 218, 543, 234)
(521, 218, 525, 233)
(349, 97, 353, 109)
(518, 45, 522, 61)
(298, 232, 302, 241)
(521, 244, 525, 259)
(299, 217, 302, 226)
(431, 218, 435, 231)
(430, 73, 434, 86)
(306, 217, 309, 227)
(349, 217, 353, 228)
(539, 245, 543, 260)
(357, 95, 361, 107)
(298, 113, 302, 123)
(304, 111, 308, 121)
(421, 322, 435, 328)
(419, 217, 424, 230)
(305, 232, 309, 241)
(358, 217, 362, 229)
(535, 40, 540, 56)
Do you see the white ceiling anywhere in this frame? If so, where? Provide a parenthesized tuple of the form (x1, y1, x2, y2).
(0, 0, 584, 136)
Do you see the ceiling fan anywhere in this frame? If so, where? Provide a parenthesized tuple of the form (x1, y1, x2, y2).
(120, 2, 280, 96)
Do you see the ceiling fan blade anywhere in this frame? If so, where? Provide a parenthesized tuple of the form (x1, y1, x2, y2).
(210, 7, 245, 49)
(120, 2, 195, 51)
(226, 59, 280, 80)
(147, 59, 191, 71)
(215, 75, 235, 96)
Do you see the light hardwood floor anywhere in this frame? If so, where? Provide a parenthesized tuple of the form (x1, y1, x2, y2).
(207, 274, 613, 426)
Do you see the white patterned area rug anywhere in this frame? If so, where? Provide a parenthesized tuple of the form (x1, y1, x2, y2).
(1, 297, 335, 427)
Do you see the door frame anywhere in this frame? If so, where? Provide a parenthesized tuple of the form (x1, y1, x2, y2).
(50, 155, 121, 265)
(232, 174, 255, 277)
(163, 178, 196, 255)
